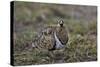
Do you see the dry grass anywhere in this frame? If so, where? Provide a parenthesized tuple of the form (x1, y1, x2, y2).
(13, 1, 97, 66)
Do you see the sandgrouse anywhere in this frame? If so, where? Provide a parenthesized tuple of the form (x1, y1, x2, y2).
(32, 20, 68, 51)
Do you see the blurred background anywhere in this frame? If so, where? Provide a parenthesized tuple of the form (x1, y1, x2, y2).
(13, 1, 97, 66)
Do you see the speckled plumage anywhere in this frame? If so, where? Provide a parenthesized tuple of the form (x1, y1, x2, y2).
(32, 27, 56, 50)
(32, 20, 68, 51)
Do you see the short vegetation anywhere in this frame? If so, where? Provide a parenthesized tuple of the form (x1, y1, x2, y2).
(13, 1, 97, 66)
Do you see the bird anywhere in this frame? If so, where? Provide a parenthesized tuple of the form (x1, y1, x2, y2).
(55, 20, 68, 49)
(32, 20, 68, 57)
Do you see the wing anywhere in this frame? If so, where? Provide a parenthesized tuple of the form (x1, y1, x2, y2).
(32, 26, 56, 50)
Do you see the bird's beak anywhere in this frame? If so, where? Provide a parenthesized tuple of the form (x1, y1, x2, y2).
(60, 23, 63, 27)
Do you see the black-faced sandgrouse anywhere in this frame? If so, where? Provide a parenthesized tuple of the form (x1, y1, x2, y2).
(32, 20, 68, 52)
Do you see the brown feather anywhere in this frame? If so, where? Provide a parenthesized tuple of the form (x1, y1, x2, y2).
(56, 26, 68, 45)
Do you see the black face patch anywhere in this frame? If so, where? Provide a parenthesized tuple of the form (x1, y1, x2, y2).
(60, 24, 63, 27)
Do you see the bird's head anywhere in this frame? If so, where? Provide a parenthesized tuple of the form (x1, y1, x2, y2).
(58, 20, 64, 27)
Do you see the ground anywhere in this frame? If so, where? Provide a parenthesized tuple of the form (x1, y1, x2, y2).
(13, 1, 97, 66)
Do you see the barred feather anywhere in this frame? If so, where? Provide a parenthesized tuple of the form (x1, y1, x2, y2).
(32, 27, 56, 50)
(32, 20, 68, 51)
